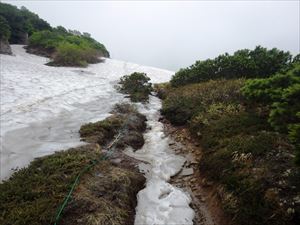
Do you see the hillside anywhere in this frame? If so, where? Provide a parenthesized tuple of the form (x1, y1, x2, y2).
(0, 2, 109, 66)
(1, 2, 299, 225)
(156, 46, 300, 225)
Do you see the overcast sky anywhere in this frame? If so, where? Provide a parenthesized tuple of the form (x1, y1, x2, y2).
(4, 0, 300, 71)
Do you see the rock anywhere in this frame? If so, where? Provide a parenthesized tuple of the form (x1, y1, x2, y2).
(125, 114, 147, 132)
(121, 131, 144, 150)
(0, 38, 12, 55)
(179, 168, 194, 176)
(185, 153, 197, 165)
(111, 158, 122, 165)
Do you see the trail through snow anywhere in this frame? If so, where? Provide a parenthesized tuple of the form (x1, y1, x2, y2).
(126, 97, 195, 225)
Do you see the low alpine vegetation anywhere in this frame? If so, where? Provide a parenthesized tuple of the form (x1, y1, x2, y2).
(117, 72, 153, 102)
(242, 63, 300, 165)
(0, 144, 145, 225)
(158, 48, 300, 225)
(28, 29, 109, 67)
(80, 103, 147, 150)
(170, 46, 297, 87)
(0, 2, 109, 67)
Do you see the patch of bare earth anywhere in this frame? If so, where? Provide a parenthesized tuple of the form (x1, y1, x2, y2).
(161, 118, 230, 225)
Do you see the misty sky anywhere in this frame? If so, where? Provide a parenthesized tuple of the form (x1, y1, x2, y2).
(4, 0, 300, 71)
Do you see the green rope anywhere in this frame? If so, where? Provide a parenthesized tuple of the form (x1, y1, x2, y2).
(53, 160, 97, 225)
(53, 129, 124, 225)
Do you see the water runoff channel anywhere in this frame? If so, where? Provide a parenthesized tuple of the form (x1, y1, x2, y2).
(126, 96, 195, 225)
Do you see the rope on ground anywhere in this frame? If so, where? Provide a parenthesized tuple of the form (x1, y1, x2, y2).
(53, 123, 125, 225)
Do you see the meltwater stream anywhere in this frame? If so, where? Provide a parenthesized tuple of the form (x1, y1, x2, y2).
(126, 96, 195, 225)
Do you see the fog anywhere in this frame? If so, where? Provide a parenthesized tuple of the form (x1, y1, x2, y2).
(4, 0, 300, 71)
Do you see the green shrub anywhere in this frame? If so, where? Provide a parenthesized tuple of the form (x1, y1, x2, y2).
(191, 111, 270, 150)
(161, 79, 245, 125)
(0, 2, 109, 65)
(198, 111, 294, 225)
(159, 76, 299, 225)
(48, 42, 100, 67)
(242, 63, 300, 164)
(29, 29, 109, 67)
(0, 2, 51, 43)
(0, 15, 11, 40)
(117, 72, 153, 102)
(170, 46, 293, 87)
(29, 30, 63, 49)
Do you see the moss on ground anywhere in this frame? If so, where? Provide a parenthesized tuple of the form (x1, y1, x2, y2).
(80, 115, 124, 145)
(80, 103, 147, 150)
(0, 144, 144, 225)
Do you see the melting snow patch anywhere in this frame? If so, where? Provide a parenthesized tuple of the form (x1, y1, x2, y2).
(125, 96, 195, 225)
(0, 45, 174, 180)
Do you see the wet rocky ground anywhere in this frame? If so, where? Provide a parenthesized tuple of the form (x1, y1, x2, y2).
(162, 118, 229, 225)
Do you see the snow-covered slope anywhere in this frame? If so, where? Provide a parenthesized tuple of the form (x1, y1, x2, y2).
(0, 45, 173, 180)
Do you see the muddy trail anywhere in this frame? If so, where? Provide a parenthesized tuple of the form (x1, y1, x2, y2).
(63, 99, 226, 225)
(164, 121, 229, 225)
(122, 96, 226, 225)
(0, 96, 224, 225)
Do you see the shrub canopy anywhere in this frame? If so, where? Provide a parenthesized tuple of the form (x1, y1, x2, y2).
(171, 46, 293, 87)
(0, 16, 10, 40)
(242, 63, 300, 164)
(117, 72, 153, 102)
(0, 3, 51, 43)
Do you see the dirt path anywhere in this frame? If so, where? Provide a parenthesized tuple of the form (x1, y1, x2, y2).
(162, 119, 229, 225)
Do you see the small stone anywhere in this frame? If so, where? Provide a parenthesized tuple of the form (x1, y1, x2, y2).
(111, 158, 122, 165)
(179, 168, 194, 176)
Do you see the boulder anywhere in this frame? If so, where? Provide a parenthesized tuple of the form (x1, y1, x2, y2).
(0, 38, 12, 55)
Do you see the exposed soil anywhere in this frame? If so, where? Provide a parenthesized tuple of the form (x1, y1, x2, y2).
(162, 118, 230, 225)
(25, 45, 55, 58)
